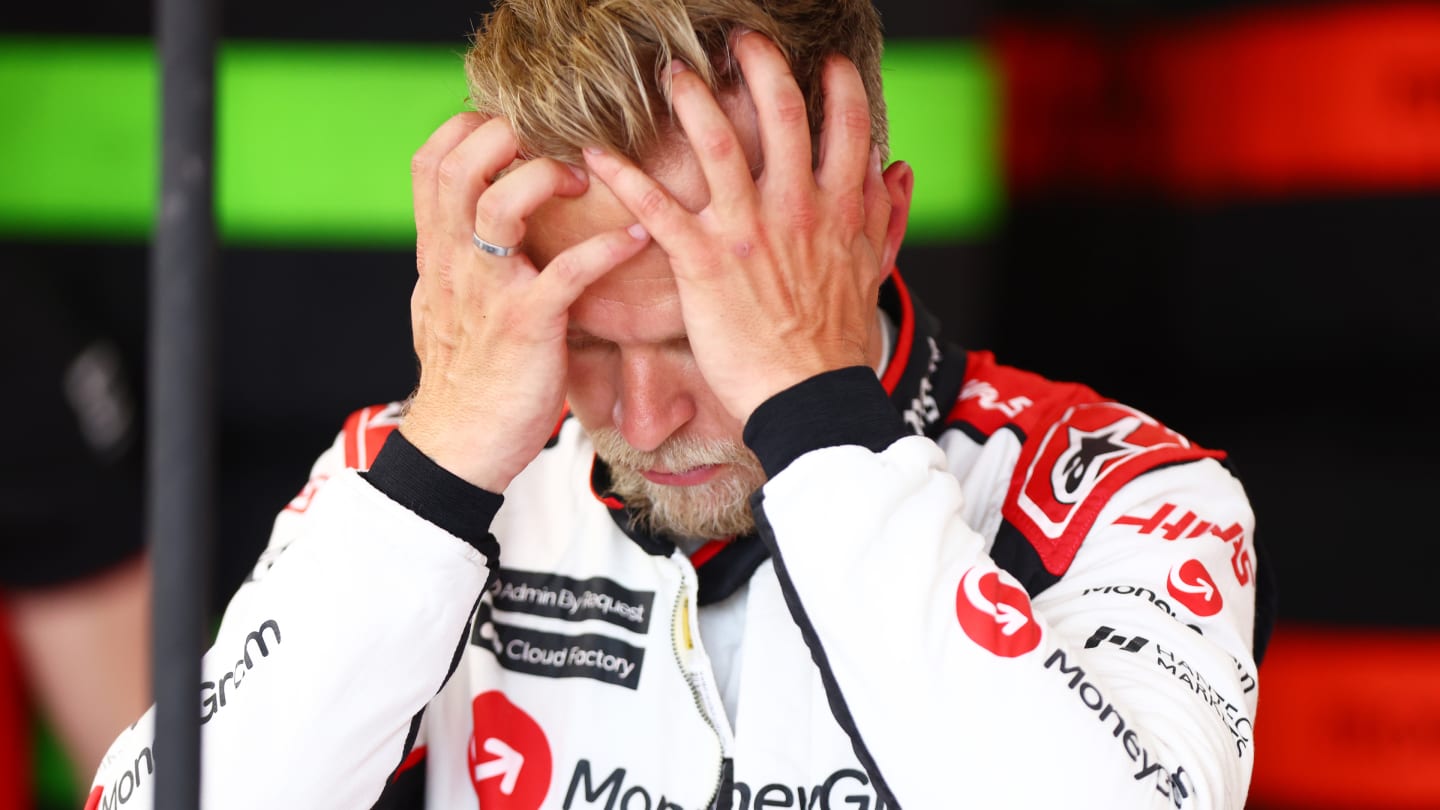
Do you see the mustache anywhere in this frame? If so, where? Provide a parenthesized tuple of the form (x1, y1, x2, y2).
(588, 428, 748, 472)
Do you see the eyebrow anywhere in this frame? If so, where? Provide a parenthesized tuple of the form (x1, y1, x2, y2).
(565, 325, 690, 345)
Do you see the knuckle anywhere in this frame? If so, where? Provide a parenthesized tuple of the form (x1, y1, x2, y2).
(473, 193, 508, 229)
(411, 150, 437, 179)
(837, 107, 871, 139)
(787, 205, 820, 232)
(838, 201, 866, 231)
(545, 255, 579, 286)
(779, 191, 817, 222)
(637, 186, 672, 220)
(437, 155, 467, 191)
(698, 130, 739, 162)
(433, 258, 456, 292)
(773, 89, 810, 128)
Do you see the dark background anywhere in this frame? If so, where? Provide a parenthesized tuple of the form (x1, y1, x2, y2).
(5, 1, 1440, 808)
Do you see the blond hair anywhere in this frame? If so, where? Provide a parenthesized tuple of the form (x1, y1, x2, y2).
(464, 0, 887, 165)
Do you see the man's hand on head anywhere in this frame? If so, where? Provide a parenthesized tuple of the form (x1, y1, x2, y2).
(402, 113, 651, 492)
(582, 32, 909, 425)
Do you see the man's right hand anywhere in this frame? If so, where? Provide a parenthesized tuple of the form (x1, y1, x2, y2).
(400, 113, 651, 492)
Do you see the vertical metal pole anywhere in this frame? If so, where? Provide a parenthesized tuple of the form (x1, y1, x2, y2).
(148, 0, 218, 804)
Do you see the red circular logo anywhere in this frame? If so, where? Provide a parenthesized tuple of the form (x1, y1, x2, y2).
(955, 567, 1043, 657)
(1168, 560, 1224, 617)
(468, 691, 552, 810)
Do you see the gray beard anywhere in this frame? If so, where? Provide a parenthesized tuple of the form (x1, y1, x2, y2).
(588, 427, 767, 540)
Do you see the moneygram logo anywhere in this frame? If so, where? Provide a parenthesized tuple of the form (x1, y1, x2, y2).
(469, 691, 552, 810)
(1167, 560, 1223, 618)
(955, 567, 1042, 657)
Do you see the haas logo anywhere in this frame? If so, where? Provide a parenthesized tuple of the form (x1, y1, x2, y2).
(955, 568, 1042, 657)
(469, 691, 552, 810)
(1168, 560, 1224, 618)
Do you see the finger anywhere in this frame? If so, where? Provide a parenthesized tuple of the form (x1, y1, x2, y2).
(529, 224, 653, 318)
(862, 147, 888, 249)
(412, 113, 485, 272)
(583, 148, 706, 259)
(438, 118, 524, 248)
(473, 158, 589, 253)
(667, 60, 757, 216)
(732, 31, 813, 191)
(409, 280, 428, 364)
(814, 55, 873, 195)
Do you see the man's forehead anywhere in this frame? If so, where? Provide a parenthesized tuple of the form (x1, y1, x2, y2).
(569, 256, 683, 341)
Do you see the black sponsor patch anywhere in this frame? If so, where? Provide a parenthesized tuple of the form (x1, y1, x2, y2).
(489, 568, 654, 633)
(471, 603, 645, 690)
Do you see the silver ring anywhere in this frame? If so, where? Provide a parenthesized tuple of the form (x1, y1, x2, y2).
(472, 232, 520, 258)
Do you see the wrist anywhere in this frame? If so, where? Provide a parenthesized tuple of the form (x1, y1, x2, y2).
(362, 431, 504, 556)
(397, 418, 522, 494)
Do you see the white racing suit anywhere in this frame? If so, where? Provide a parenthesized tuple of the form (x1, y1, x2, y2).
(90, 272, 1275, 809)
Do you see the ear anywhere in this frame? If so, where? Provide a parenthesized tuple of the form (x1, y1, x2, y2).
(879, 160, 914, 273)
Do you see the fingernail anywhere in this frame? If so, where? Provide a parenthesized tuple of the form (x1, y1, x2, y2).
(569, 164, 588, 182)
(627, 223, 649, 241)
(870, 145, 882, 173)
(584, 146, 605, 157)
(669, 59, 690, 75)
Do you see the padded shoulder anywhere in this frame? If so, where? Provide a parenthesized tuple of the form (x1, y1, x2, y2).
(949, 351, 1228, 575)
(339, 402, 406, 471)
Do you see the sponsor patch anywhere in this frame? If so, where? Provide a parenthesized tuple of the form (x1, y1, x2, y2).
(490, 569, 654, 633)
(565, 760, 890, 810)
(1006, 401, 1225, 574)
(1168, 560, 1224, 618)
(469, 691, 552, 810)
(1078, 628, 1254, 759)
(1115, 502, 1254, 587)
(472, 604, 646, 689)
(1086, 626, 1150, 653)
(96, 745, 154, 809)
(955, 567, 1043, 657)
(1045, 647, 1195, 806)
(200, 619, 281, 724)
(1081, 584, 1204, 635)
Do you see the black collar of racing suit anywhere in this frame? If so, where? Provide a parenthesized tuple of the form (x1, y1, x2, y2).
(587, 268, 970, 606)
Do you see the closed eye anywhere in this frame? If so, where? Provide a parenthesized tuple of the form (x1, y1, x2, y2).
(565, 332, 614, 352)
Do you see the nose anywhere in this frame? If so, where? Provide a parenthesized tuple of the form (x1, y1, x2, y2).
(613, 350, 696, 453)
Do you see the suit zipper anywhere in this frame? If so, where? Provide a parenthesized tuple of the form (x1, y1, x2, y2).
(671, 577, 726, 808)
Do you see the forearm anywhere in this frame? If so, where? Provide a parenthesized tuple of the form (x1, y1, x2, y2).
(746, 370, 1258, 809)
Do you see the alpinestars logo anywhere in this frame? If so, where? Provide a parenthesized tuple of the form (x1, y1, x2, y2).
(1054, 419, 1146, 505)
(1009, 401, 1224, 559)
(955, 567, 1042, 657)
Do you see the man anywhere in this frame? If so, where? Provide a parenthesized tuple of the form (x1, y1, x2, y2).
(91, 1, 1274, 807)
